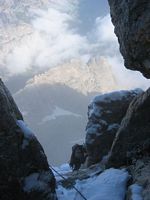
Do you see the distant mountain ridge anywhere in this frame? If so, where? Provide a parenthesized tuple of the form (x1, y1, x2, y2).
(13, 57, 122, 165)
(24, 57, 119, 94)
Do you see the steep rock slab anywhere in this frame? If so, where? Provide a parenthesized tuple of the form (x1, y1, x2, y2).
(0, 79, 57, 200)
(108, 88, 150, 167)
(108, 0, 150, 78)
(85, 89, 142, 166)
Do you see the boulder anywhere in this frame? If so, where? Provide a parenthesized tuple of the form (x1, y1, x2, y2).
(108, 88, 150, 167)
(85, 89, 142, 166)
(108, 0, 150, 78)
(0, 79, 57, 200)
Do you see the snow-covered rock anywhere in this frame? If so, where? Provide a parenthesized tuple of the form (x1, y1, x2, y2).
(108, 88, 150, 168)
(85, 89, 142, 166)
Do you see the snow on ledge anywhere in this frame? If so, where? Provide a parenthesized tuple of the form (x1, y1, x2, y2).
(88, 89, 143, 118)
(17, 120, 35, 149)
(17, 120, 35, 140)
(92, 89, 142, 104)
(57, 168, 129, 200)
(39, 106, 82, 124)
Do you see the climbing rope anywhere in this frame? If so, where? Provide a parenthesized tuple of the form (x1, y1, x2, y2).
(49, 165, 88, 200)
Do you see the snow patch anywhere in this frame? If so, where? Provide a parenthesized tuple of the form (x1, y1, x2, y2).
(23, 171, 52, 193)
(40, 106, 82, 124)
(107, 123, 120, 131)
(17, 120, 35, 149)
(88, 89, 142, 119)
(86, 124, 102, 135)
(17, 120, 34, 139)
(130, 184, 143, 200)
(57, 168, 129, 200)
(24, 173, 46, 192)
(93, 89, 142, 104)
(86, 123, 103, 144)
(52, 164, 71, 181)
(89, 103, 102, 118)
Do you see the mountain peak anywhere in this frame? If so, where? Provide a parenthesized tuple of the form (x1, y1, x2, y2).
(26, 57, 118, 95)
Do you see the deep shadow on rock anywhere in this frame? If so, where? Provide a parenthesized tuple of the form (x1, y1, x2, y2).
(85, 89, 142, 166)
(127, 157, 150, 200)
(108, 0, 150, 78)
(0, 79, 57, 200)
(107, 88, 150, 168)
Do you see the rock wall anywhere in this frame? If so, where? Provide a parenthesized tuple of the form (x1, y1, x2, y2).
(0, 79, 57, 200)
(85, 89, 142, 166)
(108, 0, 150, 78)
(107, 87, 150, 168)
(127, 158, 150, 200)
(107, 0, 150, 170)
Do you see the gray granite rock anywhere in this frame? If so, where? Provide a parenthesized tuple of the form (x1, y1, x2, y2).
(85, 89, 142, 166)
(108, 88, 150, 168)
(108, 0, 150, 78)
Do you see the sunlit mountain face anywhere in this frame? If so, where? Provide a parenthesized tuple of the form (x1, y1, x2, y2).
(1, 0, 149, 165)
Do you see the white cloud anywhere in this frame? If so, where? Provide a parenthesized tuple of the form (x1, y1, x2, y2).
(95, 15, 117, 43)
(2, 0, 150, 90)
(88, 14, 119, 56)
(107, 56, 150, 90)
(5, 0, 88, 75)
(92, 14, 150, 90)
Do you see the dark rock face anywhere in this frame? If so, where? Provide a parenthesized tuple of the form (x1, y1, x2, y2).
(85, 89, 142, 166)
(108, 88, 150, 167)
(0, 79, 57, 200)
(108, 0, 150, 78)
(127, 158, 150, 200)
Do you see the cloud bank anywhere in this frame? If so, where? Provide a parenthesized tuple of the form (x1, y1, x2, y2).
(6, 0, 88, 75)
(2, 0, 150, 89)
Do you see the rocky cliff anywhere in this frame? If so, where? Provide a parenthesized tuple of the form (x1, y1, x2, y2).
(107, 0, 150, 166)
(108, 0, 150, 78)
(106, 1, 150, 198)
(0, 79, 57, 200)
(108, 88, 150, 167)
(85, 89, 142, 166)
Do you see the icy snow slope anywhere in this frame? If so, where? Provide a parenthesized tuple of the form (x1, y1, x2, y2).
(54, 164, 129, 200)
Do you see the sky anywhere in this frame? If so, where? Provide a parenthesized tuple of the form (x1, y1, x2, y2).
(1, 0, 150, 89)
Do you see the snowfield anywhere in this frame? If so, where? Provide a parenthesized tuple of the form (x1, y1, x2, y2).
(54, 164, 130, 200)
